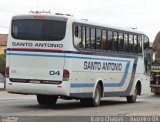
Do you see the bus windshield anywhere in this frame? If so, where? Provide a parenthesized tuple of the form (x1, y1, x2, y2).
(11, 19, 66, 41)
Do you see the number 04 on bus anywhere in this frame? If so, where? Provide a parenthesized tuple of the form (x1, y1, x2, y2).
(6, 13, 151, 107)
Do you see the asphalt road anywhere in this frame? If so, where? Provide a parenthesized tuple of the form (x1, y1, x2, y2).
(0, 92, 160, 122)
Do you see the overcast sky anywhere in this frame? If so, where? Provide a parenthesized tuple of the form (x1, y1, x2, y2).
(0, 0, 160, 41)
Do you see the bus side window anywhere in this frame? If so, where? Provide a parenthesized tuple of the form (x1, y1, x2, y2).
(124, 34, 128, 53)
(82, 26, 86, 49)
(144, 36, 149, 50)
(138, 35, 142, 55)
(144, 36, 151, 74)
(74, 25, 82, 49)
(113, 32, 118, 52)
(96, 29, 101, 50)
(91, 28, 96, 50)
(86, 27, 90, 49)
(102, 30, 107, 51)
(129, 34, 134, 53)
(134, 35, 138, 54)
(108, 31, 113, 51)
(118, 33, 124, 52)
(74, 25, 78, 37)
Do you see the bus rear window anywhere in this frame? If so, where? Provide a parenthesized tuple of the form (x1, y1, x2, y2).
(11, 19, 66, 41)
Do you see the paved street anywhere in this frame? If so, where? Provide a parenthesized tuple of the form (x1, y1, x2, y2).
(0, 91, 160, 117)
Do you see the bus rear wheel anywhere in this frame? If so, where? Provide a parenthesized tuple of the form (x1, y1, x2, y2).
(154, 93, 160, 96)
(127, 86, 138, 103)
(80, 84, 101, 107)
(37, 95, 58, 106)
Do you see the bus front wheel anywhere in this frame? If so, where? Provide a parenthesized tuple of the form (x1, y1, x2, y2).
(37, 95, 58, 106)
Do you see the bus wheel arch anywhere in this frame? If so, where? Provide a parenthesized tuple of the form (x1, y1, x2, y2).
(80, 80, 104, 107)
(93, 80, 104, 98)
(126, 80, 141, 103)
(92, 80, 104, 106)
(98, 80, 104, 97)
(136, 81, 142, 95)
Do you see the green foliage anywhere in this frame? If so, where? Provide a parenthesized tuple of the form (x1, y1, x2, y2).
(0, 54, 6, 76)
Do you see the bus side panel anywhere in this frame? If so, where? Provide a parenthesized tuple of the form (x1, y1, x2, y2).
(67, 53, 137, 98)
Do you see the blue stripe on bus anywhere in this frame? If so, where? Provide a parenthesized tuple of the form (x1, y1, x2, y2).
(7, 53, 64, 58)
(7, 53, 131, 62)
(7, 52, 131, 88)
(7, 48, 138, 58)
(70, 83, 95, 88)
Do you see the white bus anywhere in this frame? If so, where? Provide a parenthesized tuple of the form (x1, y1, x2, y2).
(6, 13, 151, 107)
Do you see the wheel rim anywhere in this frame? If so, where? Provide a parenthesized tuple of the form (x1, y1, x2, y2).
(95, 86, 100, 104)
(134, 88, 138, 99)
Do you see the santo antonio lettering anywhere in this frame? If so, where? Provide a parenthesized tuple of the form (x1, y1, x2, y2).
(84, 61, 123, 71)
(12, 42, 63, 48)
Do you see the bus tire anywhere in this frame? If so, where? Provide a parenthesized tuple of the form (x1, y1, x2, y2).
(80, 99, 88, 106)
(89, 84, 101, 106)
(80, 84, 101, 107)
(154, 93, 160, 95)
(37, 95, 58, 106)
(127, 86, 138, 103)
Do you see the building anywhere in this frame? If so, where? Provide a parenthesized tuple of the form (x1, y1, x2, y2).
(0, 34, 8, 54)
